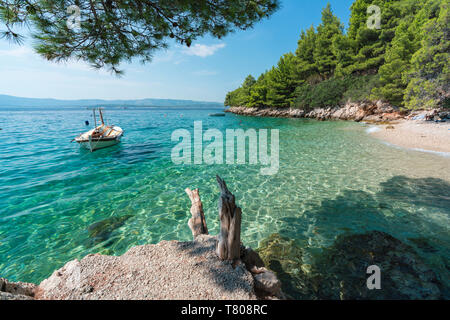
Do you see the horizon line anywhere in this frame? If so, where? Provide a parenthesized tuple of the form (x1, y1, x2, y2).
(0, 93, 223, 104)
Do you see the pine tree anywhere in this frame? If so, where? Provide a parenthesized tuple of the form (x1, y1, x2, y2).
(248, 73, 269, 107)
(372, 0, 440, 107)
(0, 0, 280, 72)
(404, 1, 450, 109)
(224, 74, 258, 107)
(332, 34, 357, 77)
(266, 53, 301, 107)
(224, 0, 449, 110)
(371, 20, 416, 106)
(344, 0, 409, 75)
(313, 3, 343, 79)
(295, 25, 318, 82)
(242, 75, 257, 88)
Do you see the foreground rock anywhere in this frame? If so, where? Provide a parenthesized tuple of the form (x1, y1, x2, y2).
(0, 278, 36, 300)
(36, 235, 257, 300)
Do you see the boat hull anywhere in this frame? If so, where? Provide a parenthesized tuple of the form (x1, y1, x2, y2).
(78, 138, 121, 151)
(75, 125, 123, 151)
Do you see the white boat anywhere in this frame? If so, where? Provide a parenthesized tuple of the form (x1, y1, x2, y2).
(74, 108, 123, 152)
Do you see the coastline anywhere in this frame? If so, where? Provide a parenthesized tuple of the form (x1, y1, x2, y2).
(1, 106, 449, 300)
(368, 120, 450, 155)
(226, 104, 450, 155)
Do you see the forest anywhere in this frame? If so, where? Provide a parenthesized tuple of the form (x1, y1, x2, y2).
(225, 0, 449, 110)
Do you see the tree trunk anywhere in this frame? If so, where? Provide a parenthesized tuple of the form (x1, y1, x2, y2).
(216, 175, 242, 261)
(185, 188, 208, 239)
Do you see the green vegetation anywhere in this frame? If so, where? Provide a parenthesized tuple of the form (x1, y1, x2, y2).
(0, 0, 279, 73)
(226, 0, 449, 110)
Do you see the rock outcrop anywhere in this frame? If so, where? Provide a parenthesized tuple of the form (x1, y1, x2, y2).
(226, 101, 449, 123)
(35, 235, 257, 300)
(407, 109, 450, 122)
(0, 278, 36, 300)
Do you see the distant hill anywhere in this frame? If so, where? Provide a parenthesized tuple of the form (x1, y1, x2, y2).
(0, 94, 224, 108)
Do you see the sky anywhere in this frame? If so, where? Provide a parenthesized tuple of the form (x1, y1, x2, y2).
(0, 0, 354, 103)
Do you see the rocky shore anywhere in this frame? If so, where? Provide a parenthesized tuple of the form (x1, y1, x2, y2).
(226, 101, 449, 123)
(36, 235, 258, 300)
(2, 236, 277, 300)
(1, 177, 282, 301)
(2, 174, 447, 300)
(226, 102, 450, 154)
(2, 230, 446, 300)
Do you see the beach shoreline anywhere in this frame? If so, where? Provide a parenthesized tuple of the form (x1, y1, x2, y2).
(226, 104, 450, 155)
(367, 120, 450, 154)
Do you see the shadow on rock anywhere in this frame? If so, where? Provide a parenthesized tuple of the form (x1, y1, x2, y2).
(258, 231, 443, 300)
(172, 235, 255, 296)
(378, 176, 450, 212)
(256, 234, 313, 299)
(256, 175, 450, 299)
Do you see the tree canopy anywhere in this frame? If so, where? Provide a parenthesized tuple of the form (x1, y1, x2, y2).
(0, 0, 279, 72)
(226, 0, 449, 110)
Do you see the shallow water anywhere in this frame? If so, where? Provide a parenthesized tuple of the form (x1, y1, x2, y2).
(0, 107, 449, 295)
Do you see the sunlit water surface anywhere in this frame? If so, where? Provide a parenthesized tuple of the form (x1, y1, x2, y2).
(0, 107, 449, 295)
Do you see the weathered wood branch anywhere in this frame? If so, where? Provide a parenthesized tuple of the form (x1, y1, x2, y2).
(184, 177, 282, 298)
(216, 175, 242, 261)
(185, 188, 208, 239)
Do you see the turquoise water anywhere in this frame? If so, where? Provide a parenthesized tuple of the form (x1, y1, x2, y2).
(0, 107, 449, 294)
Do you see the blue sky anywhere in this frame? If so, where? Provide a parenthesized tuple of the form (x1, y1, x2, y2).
(0, 0, 354, 103)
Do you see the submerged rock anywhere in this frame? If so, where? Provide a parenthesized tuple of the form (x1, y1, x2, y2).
(407, 237, 438, 253)
(257, 231, 443, 300)
(86, 214, 133, 246)
(256, 234, 310, 299)
(317, 231, 442, 300)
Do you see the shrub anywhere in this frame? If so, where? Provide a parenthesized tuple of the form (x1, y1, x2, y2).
(345, 74, 379, 102)
(292, 74, 380, 110)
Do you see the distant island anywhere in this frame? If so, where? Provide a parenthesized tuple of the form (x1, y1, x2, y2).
(0, 94, 224, 109)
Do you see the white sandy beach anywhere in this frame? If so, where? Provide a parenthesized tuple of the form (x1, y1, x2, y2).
(369, 120, 450, 154)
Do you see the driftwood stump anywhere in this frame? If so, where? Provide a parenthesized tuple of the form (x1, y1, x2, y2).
(184, 177, 282, 298)
(185, 188, 208, 238)
(216, 175, 242, 261)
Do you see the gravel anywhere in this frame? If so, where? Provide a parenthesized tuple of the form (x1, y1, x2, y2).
(36, 235, 257, 300)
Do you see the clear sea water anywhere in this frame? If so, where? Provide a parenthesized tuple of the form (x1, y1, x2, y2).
(0, 107, 449, 293)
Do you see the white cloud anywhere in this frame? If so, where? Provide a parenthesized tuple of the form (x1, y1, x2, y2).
(183, 43, 226, 58)
(0, 44, 115, 76)
(0, 46, 33, 57)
